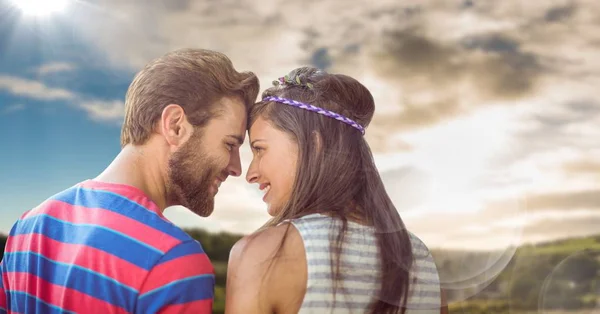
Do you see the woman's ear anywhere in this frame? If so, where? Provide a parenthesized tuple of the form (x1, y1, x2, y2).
(311, 131, 323, 154)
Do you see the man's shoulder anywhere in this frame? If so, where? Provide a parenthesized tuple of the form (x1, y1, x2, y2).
(158, 238, 214, 268)
(140, 239, 215, 298)
(146, 223, 213, 273)
(10, 180, 203, 261)
(62, 180, 197, 246)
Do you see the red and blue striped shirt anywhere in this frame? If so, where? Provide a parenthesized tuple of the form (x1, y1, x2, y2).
(0, 180, 214, 313)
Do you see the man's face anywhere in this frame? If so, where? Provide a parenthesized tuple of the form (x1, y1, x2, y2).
(166, 96, 247, 217)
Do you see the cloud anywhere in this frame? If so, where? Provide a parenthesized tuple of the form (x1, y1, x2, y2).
(544, 3, 578, 23)
(60, 0, 598, 150)
(400, 200, 600, 251)
(525, 189, 600, 212)
(378, 156, 600, 250)
(563, 159, 600, 176)
(34, 62, 76, 76)
(520, 213, 600, 242)
(361, 28, 546, 133)
(67, 2, 599, 199)
(78, 99, 125, 122)
(0, 75, 75, 100)
(351, 0, 598, 134)
(495, 98, 600, 189)
(1, 103, 25, 114)
(0, 74, 124, 123)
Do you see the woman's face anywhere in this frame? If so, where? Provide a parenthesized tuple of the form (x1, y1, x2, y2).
(246, 116, 298, 216)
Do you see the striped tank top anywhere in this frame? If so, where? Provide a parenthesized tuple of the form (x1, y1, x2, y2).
(288, 213, 442, 313)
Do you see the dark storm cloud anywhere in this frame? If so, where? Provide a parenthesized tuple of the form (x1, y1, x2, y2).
(544, 3, 578, 23)
(365, 26, 548, 131)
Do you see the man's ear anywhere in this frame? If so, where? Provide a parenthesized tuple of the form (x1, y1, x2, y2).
(160, 104, 192, 148)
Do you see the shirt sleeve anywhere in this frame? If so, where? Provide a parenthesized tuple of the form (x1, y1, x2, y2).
(0, 258, 7, 314)
(136, 240, 215, 314)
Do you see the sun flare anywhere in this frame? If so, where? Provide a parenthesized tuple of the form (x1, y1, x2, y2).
(401, 107, 517, 214)
(11, 0, 69, 16)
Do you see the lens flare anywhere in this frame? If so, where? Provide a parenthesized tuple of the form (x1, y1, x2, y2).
(11, 0, 69, 16)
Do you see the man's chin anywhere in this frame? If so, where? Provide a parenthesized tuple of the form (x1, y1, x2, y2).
(188, 200, 215, 217)
(191, 207, 214, 217)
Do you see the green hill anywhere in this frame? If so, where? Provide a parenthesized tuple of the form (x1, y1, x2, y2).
(433, 235, 600, 313)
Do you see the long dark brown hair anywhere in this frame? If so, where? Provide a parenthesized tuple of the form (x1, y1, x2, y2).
(249, 67, 414, 313)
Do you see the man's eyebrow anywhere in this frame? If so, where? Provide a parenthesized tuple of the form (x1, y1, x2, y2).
(227, 135, 244, 145)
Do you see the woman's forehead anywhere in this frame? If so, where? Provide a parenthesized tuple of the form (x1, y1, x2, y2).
(248, 117, 291, 143)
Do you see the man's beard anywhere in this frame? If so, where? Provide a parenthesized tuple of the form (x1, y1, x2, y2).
(166, 134, 223, 217)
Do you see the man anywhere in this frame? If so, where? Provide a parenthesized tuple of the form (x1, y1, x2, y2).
(0, 48, 259, 313)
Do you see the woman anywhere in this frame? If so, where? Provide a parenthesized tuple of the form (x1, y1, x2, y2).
(225, 67, 446, 314)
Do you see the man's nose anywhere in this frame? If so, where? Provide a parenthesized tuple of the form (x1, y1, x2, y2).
(227, 151, 242, 177)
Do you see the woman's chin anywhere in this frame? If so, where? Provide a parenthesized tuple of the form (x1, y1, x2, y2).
(266, 203, 280, 217)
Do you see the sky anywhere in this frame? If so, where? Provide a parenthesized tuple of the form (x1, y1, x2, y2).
(1, 0, 599, 259)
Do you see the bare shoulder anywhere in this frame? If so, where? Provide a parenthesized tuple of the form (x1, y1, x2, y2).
(230, 223, 304, 261)
(226, 222, 307, 314)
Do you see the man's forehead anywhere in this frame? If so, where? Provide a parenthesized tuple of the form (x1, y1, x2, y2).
(218, 95, 246, 111)
(213, 97, 247, 120)
(204, 96, 246, 140)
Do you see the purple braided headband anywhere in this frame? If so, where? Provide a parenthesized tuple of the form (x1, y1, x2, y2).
(262, 96, 366, 135)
